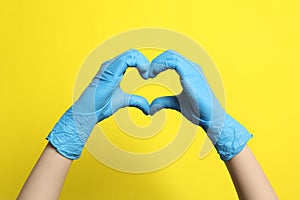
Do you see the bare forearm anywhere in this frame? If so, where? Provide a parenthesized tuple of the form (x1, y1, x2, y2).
(17, 143, 72, 200)
(225, 145, 278, 200)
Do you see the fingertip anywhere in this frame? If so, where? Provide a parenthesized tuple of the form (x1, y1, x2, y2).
(140, 70, 149, 80)
(149, 103, 162, 116)
(125, 50, 150, 79)
(148, 63, 167, 78)
(129, 95, 150, 115)
(138, 63, 150, 79)
(150, 96, 180, 112)
(142, 108, 150, 116)
(140, 102, 150, 115)
(152, 50, 177, 63)
(149, 50, 180, 78)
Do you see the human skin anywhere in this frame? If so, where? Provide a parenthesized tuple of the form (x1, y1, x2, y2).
(225, 145, 278, 200)
(17, 143, 72, 200)
(17, 50, 278, 200)
(17, 144, 278, 200)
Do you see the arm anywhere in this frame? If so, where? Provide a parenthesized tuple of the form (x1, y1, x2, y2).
(225, 145, 278, 200)
(149, 50, 278, 200)
(17, 49, 150, 200)
(17, 143, 72, 200)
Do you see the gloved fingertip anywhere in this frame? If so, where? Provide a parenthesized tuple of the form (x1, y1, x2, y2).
(139, 101, 150, 115)
(149, 104, 162, 116)
(149, 111, 155, 116)
(137, 63, 150, 79)
(141, 71, 149, 80)
(128, 95, 150, 115)
(148, 63, 164, 78)
(142, 108, 150, 115)
(149, 108, 156, 116)
(139, 105, 150, 115)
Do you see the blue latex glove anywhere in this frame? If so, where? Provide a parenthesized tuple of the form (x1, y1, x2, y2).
(149, 50, 252, 161)
(47, 49, 150, 160)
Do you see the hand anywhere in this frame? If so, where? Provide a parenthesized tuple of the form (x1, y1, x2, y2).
(47, 49, 150, 160)
(73, 49, 150, 118)
(149, 50, 252, 161)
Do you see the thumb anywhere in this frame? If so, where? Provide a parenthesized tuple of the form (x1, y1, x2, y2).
(150, 96, 180, 116)
(111, 88, 149, 116)
(127, 94, 150, 115)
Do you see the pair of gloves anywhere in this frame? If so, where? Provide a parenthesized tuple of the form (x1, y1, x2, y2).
(47, 49, 252, 161)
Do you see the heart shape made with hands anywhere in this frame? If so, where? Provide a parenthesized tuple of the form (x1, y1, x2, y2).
(75, 48, 222, 127)
(99, 48, 223, 128)
(49, 49, 251, 163)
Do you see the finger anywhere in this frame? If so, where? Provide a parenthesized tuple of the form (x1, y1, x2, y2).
(149, 59, 181, 78)
(150, 50, 195, 78)
(149, 96, 180, 116)
(111, 89, 150, 115)
(127, 94, 150, 115)
(112, 49, 150, 79)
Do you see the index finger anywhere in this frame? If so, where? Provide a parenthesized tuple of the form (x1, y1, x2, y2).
(149, 50, 199, 78)
(109, 49, 150, 79)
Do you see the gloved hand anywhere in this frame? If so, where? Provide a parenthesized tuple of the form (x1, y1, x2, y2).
(47, 49, 150, 160)
(149, 50, 252, 161)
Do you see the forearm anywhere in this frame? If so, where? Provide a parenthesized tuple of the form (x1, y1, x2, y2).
(225, 145, 278, 200)
(17, 142, 72, 200)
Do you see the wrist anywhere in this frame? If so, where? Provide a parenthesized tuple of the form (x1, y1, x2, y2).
(216, 114, 252, 161)
(47, 106, 99, 160)
(204, 114, 253, 161)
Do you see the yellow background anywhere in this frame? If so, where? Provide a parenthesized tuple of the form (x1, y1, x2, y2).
(1, 0, 299, 199)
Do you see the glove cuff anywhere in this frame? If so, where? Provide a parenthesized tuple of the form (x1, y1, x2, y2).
(210, 114, 252, 161)
(47, 107, 99, 160)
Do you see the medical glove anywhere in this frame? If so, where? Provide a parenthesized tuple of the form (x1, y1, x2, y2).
(47, 49, 150, 160)
(149, 50, 252, 161)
